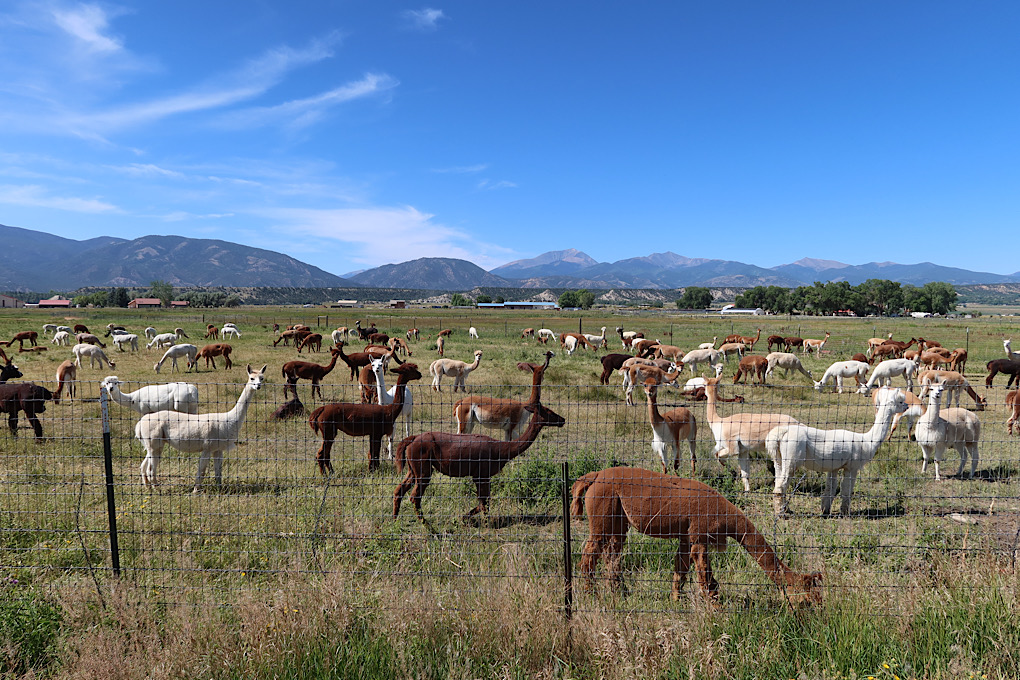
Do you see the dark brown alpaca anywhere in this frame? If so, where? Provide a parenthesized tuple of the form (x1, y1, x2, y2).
(452, 351, 554, 440)
(681, 387, 744, 403)
(308, 362, 422, 473)
(368, 332, 390, 345)
(3, 331, 38, 349)
(0, 358, 23, 384)
(282, 346, 342, 400)
(73, 324, 89, 334)
(986, 359, 1020, 388)
(273, 328, 311, 347)
(194, 343, 233, 370)
(0, 383, 55, 440)
(571, 467, 822, 603)
(297, 333, 323, 353)
(335, 340, 376, 380)
(599, 353, 631, 385)
(393, 401, 566, 522)
(766, 335, 785, 352)
(782, 336, 804, 352)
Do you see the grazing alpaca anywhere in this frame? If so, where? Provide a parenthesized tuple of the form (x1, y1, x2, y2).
(282, 346, 342, 400)
(73, 324, 89, 334)
(704, 377, 799, 492)
(437, 328, 453, 338)
(866, 333, 893, 357)
(615, 326, 644, 349)
(643, 380, 697, 474)
(563, 333, 596, 355)
(75, 333, 105, 348)
(536, 328, 556, 344)
(51, 331, 72, 346)
(764, 352, 814, 383)
(273, 329, 311, 347)
(367, 332, 390, 346)
(766, 335, 785, 352)
(297, 333, 323, 354)
(147, 333, 177, 350)
(153, 344, 198, 373)
(767, 387, 908, 516)
(136, 365, 267, 492)
(851, 353, 870, 365)
(0, 383, 55, 440)
(112, 333, 139, 352)
(221, 325, 241, 339)
(599, 353, 631, 385)
(407, 328, 420, 341)
(654, 343, 685, 363)
(454, 351, 553, 441)
(308, 363, 422, 473)
(388, 336, 412, 357)
(144, 327, 158, 340)
(72, 343, 115, 370)
(393, 402, 566, 522)
(1, 359, 23, 383)
(53, 360, 76, 402)
(680, 348, 723, 375)
(204, 325, 219, 339)
(43, 323, 58, 336)
(857, 358, 920, 394)
(194, 343, 233, 371)
(101, 376, 200, 415)
(813, 360, 870, 393)
(174, 327, 189, 340)
(3, 331, 39, 349)
(330, 329, 346, 346)
(918, 370, 986, 410)
(571, 467, 822, 603)
(429, 350, 483, 392)
(948, 348, 967, 374)
(435, 334, 445, 356)
(521, 328, 535, 339)
(985, 359, 1020, 388)
(732, 355, 768, 386)
(104, 324, 126, 337)
(914, 384, 980, 481)
(803, 332, 830, 356)
(631, 338, 660, 356)
(468, 326, 479, 339)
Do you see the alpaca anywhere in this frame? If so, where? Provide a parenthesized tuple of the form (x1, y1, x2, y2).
(803, 332, 830, 356)
(1007, 390, 1020, 435)
(521, 328, 535, 339)
(782, 336, 804, 352)
(274, 329, 311, 347)
(75, 333, 105, 348)
(704, 377, 799, 492)
(136, 365, 267, 492)
(622, 361, 681, 406)
(718, 342, 746, 362)
(985, 359, 1020, 388)
(631, 338, 660, 356)
(367, 353, 417, 458)
(51, 331, 72, 346)
(698, 337, 718, 350)
(871, 386, 924, 440)
(866, 333, 893, 357)
(53, 360, 76, 402)
(174, 327, 189, 339)
(308, 362, 422, 473)
(766, 387, 908, 516)
(429, 350, 482, 392)
(407, 328, 420, 341)
(917, 370, 986, 410)
(571, 467, 822, 603)
(393, 402, 565, 522)
(43, 323, 58, 336)
(643, 380, 697, 474)
(388, 337, 412, 356)
(221, 326, 241, 339)
(193, 343, 233, 371)
(454, 351, 553, 441)
(0, 383, 54, 440)
(147, 333, 177, 350)
(732, 355, 768, 386)
(101, 376, 200, 415)
(104, 324, 126, 337)
(764, 352, 814, 383)
(112, 333, 139, 352)
(536, 328, 556, 344)
(282, 346, 342, 400)
(144, 327, 157, 340)
(914, 384, 980, 481)
(948, 348, 967, 374)
(851, 352, 870, 365)
(1005, 339, 1020, 362)
(766, 335, 785, 352)
(335, 340, 377, 381)
(435, 334, 446, 356)
(1, 359, 23, 384)
(563, 334, 596, 355)
(468, 326, 479, 339)
(733, 328, 761, 349)
(153, 344, 198, 374)
(204, 325, 219, 340)
(599, 353, 631, 385)
(582, 326, 608, 349)
(73, 324, 89, 334)
(653, 343, 685, 363)
(857, 358, 919, 394)
(680, 348, 723, 375)
(813, 360, 870, 393)
(3, 331, 38, 349)
(72, 343, 115, 370)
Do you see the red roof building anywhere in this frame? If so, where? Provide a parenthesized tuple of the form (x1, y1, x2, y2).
(128, 298, 163, 308)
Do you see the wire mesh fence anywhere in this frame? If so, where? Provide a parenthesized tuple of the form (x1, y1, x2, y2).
(3, 364, 1017, 615)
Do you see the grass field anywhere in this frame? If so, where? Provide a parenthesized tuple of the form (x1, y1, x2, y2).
(1, 306, 1019, 678)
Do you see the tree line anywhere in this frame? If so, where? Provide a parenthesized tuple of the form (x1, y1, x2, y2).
(715, 279, 956, 316)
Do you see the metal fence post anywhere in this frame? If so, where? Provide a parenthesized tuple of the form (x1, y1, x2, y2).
(100, 388, 121, 577)
(561, 461, 573, 620)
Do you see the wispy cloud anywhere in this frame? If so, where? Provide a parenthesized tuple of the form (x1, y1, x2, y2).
(161, 211, 233, 222)
(0, 184, 118, 213)
(432, 163, 488, 174)
(477, 179, 517, 190)
(51, 3, 123, 53)
(402, 8, 445, 32)
(108, 163, 185, 178)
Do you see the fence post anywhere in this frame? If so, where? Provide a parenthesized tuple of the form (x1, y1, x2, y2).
(561, 461, 573, 620)
(100, 388, 121, 577)
(966, 327, 970, 355)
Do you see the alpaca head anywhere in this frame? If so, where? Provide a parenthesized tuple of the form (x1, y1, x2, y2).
(391, 362, 423, 383)
(100, 376, 119, 391)
(523, 402, 566, 429)
(246, 364, 268, 390)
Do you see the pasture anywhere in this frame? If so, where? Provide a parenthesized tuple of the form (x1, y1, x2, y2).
(1, 306, 1019, 678)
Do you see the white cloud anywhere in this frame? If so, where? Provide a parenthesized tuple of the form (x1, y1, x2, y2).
(478, 179, 517, 190)
(432, 164, 488, 174)
(51, 3, 122, 53)
(109, 163, 185, 178)
(161, 211, 233, 222)
(0, 184, 118, 213)
(402, 8, 445, 31)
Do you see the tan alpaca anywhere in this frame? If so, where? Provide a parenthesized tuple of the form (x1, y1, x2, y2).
(429, 350, 482, 392)
(643, 380, 697, 474)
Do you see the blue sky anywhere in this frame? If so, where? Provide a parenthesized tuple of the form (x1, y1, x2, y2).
(1, 1, 1018, 277)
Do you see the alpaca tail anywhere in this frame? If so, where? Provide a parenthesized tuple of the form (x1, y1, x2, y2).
(569, 471, 602, 518)
(394, 434, 416, 473)
(308, 406, 326, 435)
(765, 425, 792, 473)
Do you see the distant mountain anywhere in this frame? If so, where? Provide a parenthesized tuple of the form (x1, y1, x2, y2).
(0, 225, 351, 289)
(489, 248, 598, 278)
(770, 260, 1017, 286)
(349, 257, 513, 290)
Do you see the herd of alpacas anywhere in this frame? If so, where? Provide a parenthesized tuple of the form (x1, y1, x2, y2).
(5, 319, 1019, 604)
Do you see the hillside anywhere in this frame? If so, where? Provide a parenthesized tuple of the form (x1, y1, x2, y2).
(349, 258, 512, 290)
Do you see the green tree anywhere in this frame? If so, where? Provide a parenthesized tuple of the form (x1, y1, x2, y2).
(475, 294, 492, 304)
(111, 287, 130, 307)
(576, 289, 595, 309)
(558, 291, 579, 308)
(677, 286, 713, 309)
(149, 280, 173, 307)
(923, 281, 957, 315)
(494, 296, 506, 304)
(450, 293, 469, 307)
(857, 279, 903, 316)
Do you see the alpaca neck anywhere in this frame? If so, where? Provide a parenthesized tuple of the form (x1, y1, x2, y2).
(225, 383, 258, 425)
(383, 375, 409, 419)
(467, 356, 481, 372)
(527, 368, 545, 405)
(704, 384, 722, 425)
(494, 413, 547, 463)
(322, 351, 340, 375)
(729, 505, 806, 589)
(863, 402, 900, 450)
(372, 366, 390, 405)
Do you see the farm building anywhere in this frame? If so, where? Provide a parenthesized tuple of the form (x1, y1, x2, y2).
(37, 296, 71, 308)
(719, 304, 765, 315)
(389, 300, 407, 309)
(476, 301, 558, 310)
(128, 298, 163, 308)
(328, 300, 362, 308)
(0, 294, 25, 308)
(170, 300, 190, 308)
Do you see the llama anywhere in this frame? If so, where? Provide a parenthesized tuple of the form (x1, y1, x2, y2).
(454, 351, 554, 441)
(282, 346, 342, 400)
(101, 376, 200, 415)
(643, 380, 697, 474)
(468, 326, 479, 339)
(0, 383, 54, 440)
(147, 333, 177, 350)
(571, 467, 822, 603)
(112, 333, 139, 352)
(813, 360, 870, 393)
(914, 384, 981, 481)
(766, 387, 908, 517)
(985, 359, 1020, 388)
(193, 343, 233, 371)
(803, 332, 831, 356)
(704, 377, 799, 492)
(53, 360, 76, 402)
(393, 402, 565, 522)
(429, 350, 483, 392)
(764, 352, 814, 383)
(136, 365, 267, 492)
(308, 362, 422, 473)
(680, 348, 723, 375)
(153, 344, 198, 373)
(51, 331, 72, 346)
(858, 358, 919, 394)
(72, 343, 115, 370)
(367, 353, 418, 457)
(732, 355, 768, 386)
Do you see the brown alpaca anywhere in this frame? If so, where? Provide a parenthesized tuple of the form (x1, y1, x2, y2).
(732, 355, 768, 385)
(435, 334, 445, 356)
(851, 353, 870, 364)
(73, 324, 89, 334)
(521, 328, 535, 339)
(194, 343, 233, 370)
(282, 346, 342, 400)
(766, 335, 785, 352)
(0, 382, 55, 439)
(948, 348, 967, 374)
(437, 329, 454, 338)
(388, 337, 412, 356)
(308, 362, 422, 472)
(75, 333, 106, 348)
(406, 328, 420, 342)
(393, 402, 566, 522)
(204, 325, 219, 339)
(4, 331, 39, 349)
(681, 387, 744, 403)
(782, 336, 803, 352)
(297, 333, 323, 353)
(368, 332, 390, 346)
(726, 329, 761, 349)
(273, 328, 311, 347)
(54, 360, 77, 402)
(643, 381, 697, 474)
(453, 351, 553, 440)
(571, 467, 822, 603)
(599, 353, 631, 385)
(334, 340, 375, 380)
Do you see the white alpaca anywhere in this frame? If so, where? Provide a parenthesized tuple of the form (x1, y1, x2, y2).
(536, 329, 556, 343)
(680, 348, 723, 375)
(698, 337, 718, 350)
(147, 333, 177, 350)
(144, 327, 157, 340)
(330, 329, 346, 345)
(1005, 339, 1020, 362)
(221, 326, 241, 339)
(871, 386, 925, 440)
(766, 387, 908, 517)
(682, 364, 724, 393)
(813, 360, 870, 393)
(582, 326, 608, 349)
(112, 333, 139, 352)
(153, 344, 198, 373)
(914, 384, 980, 481)
(764, 352, 814, 383)
(468, 326, 479, 339)
(72, 343, 115, 369)
(857, 358, 919, 394)
(51, 331, 71, 346)
(135, 364, 266, 492)
(101, 376, 200, 415)
(43, 323, 58, 336)
(429, 350, 482, 392)
(643, 381, 697, 475)
(368, 356, 413, 459)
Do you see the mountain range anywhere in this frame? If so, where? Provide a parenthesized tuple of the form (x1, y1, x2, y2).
(4, 224, 1019, 292)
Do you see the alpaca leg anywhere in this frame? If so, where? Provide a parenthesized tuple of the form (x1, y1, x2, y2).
(368, 436, 382, 471)
(392, 470, 416, 518)
(687, 437, 697, 475)
(967, 443, 978, 479)
(315, 434, 335, 475)
(772, 451, 793, 517)
(6, 413, 18, 437)
(464, 478, 491, 520)
(194, 450, 212, 493)
(604, 533, 628, 595)
(212, 450, 224, 488)
(579, 537, 604, 592)
(820, 472, 839, 517)
(736, 453, 752, 492)
(838, 470, 858, 517)
(690, 543, 719, 599)
(671, 536, 692, 600)
(409, 470, 433, 522)
(25, 410, 44, 440)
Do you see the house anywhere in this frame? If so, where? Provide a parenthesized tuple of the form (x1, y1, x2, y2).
(0, 294, 25, 308)
(171, 300, 190, 308)
(37, 296, 71, 308)
(128, 298, 163, 308)
(389, 300, 407, 309)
